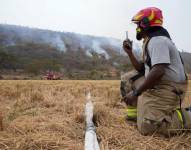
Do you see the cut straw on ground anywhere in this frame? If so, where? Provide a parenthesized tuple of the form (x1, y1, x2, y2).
(0, 80, 191, 150)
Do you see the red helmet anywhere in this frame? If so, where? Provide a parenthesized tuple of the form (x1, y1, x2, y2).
(132, 7, 163, 28)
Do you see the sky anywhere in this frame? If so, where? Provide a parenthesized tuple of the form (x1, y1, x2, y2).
(0, 0, 191, 52)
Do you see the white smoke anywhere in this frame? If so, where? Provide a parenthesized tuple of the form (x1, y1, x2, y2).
(50, 35, 66, 51)
(91, 40, 109, 59)
(0, 24, 124, 57)
(0, 24, 67, 51)
(86, 50, 93, 57)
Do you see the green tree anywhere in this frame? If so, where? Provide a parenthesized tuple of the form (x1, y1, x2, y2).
(0, 49, 18, 70)
(25, 59, 61, 75)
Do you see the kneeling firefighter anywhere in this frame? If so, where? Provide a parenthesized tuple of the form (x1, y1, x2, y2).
(121, 7, 191, 136)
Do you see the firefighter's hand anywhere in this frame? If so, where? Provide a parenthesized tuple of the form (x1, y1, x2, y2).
(123, 91, 138, 106)
(123, 39, 133, 54)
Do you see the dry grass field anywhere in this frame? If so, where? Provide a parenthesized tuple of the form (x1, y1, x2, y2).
(0, 80, 191, 150)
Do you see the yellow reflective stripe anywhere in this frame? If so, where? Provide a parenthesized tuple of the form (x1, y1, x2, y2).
(125, 107, 137, 117)
(176, 109, 184, 128)
(127, 113, 137, 117)
(148, 10, 155, 21)
(127, 106, 136, 109)
(126, 107, 137, 111)
(126, 111, 137, 117)
(126, 109, 137, 112)
(155, 20, 162, 24)
(134, 13, 144, 20)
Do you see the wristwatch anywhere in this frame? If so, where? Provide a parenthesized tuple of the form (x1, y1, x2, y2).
(132, 89, 142, 97)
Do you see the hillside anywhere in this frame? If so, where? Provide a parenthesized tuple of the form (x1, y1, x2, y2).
(0, 24, 134, 79)
(0, 24, 191, 79)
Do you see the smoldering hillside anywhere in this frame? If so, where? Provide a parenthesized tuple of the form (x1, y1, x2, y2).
(0, 24, 191, 80)
(0, 24, 141, 79)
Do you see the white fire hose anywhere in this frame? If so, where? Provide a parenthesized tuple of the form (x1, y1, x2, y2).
(85, 92, 100, 150)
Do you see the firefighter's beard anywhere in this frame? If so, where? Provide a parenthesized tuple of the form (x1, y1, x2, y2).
(136, 32, 143, 41)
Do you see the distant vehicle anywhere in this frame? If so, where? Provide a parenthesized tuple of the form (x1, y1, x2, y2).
(43, 71, 63, 80)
